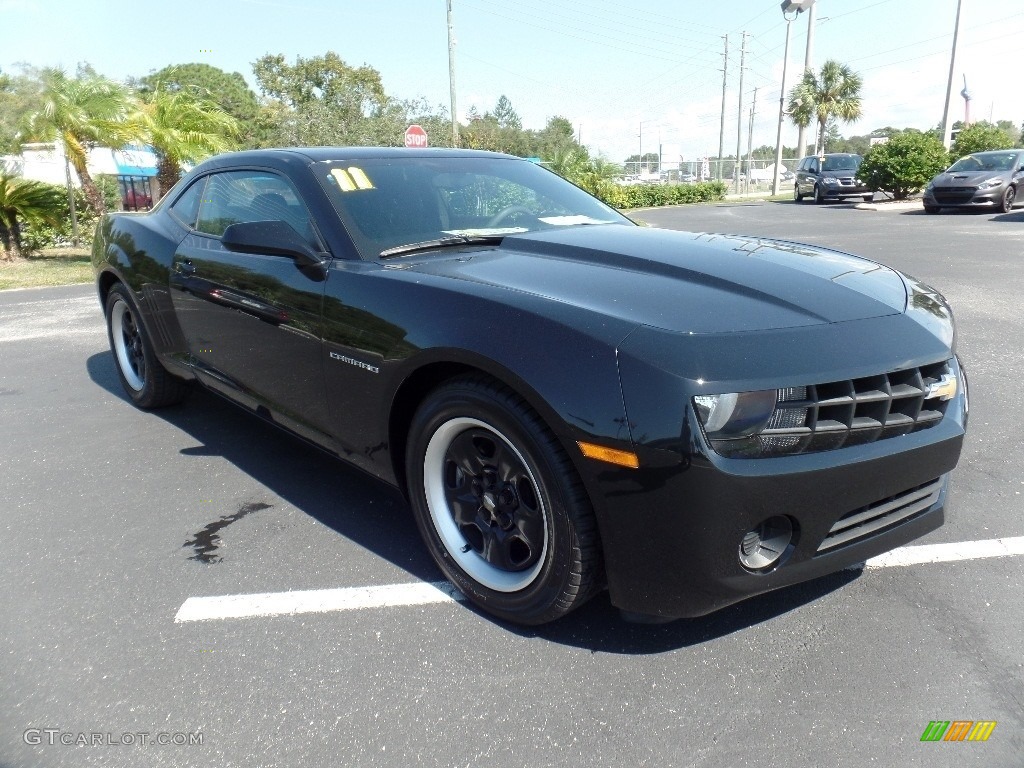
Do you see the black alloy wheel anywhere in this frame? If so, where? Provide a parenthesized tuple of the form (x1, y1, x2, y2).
(406, 375, 602, 625)
(104, 283, 190, 408)
(1000, 185, 1016, 214)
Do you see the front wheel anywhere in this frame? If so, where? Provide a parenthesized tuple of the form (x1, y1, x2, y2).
(105, 283, 190, 408)
(863, 194, 874, 203)
(924, 204, 941, 214)
(406, 375, 603, 625)
(794, 184, 803, 202)
(1000, 185, 1016, 213)
(813, 184, 825, 204)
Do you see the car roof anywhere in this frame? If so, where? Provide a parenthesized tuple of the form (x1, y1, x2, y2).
(201, 147, 520, 165)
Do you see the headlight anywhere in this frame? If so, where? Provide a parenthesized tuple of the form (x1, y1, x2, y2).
(977, 177, 1003, 190)
(693, 390, 777, 439)
(822, 176, 838, 184)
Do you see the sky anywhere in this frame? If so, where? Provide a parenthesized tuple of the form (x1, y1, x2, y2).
(3, 0, 1022, 164)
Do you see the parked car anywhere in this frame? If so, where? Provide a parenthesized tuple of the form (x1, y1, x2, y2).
(93, 148, 967, 625)
(794, 153, 873, 203)
(923, 149, 1024, 213)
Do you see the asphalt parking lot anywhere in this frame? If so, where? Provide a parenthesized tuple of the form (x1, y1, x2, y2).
(1, 201, 1022, 768)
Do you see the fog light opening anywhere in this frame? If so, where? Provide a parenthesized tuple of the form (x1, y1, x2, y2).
(739, 516, 795, 572)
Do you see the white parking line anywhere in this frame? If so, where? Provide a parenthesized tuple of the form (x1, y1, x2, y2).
(860, 535, 1024, 569)
(175, 580, 465, 623)
(174, 535, 1024, 623)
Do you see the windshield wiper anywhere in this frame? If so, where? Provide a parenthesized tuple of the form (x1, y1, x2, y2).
(380, 235, 506, 259)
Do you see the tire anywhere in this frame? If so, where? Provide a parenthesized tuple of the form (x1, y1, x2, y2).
(813, 184, 825, 204)
(794, 184, 803, 202)
(405, 375, 603, 625)
(104, 283, 190, 408)
(1000, 185, 1016, 213)
(924, 205, 941, 214)
(863, 194, 874, 203)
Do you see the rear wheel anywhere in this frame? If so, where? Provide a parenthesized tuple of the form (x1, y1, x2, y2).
(406, 375, 602, 625)
(105, 283, 190, 408)
(1000, 185, 1016, 213)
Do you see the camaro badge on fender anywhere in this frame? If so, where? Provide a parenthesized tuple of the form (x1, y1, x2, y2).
(329, 351, 379, 374)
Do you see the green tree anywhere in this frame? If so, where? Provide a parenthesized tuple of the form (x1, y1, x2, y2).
(253, 52, 387, 119)
(788, 60, 863, 155)
(858, 130, 948, 200)
(951, 121, 1016, 159)
(138, 63, 259, 140)
(129, 79, 240, 197)
(30, 67, 133, 216)
(492, 95, 522, 130)
(0, 173, 65, 259)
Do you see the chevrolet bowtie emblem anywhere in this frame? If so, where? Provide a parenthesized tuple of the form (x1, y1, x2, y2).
(927, 373, 958, 401)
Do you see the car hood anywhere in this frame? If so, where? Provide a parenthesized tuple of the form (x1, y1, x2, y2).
(931, 170, 1008, 186)
(404, 225, 908, 334)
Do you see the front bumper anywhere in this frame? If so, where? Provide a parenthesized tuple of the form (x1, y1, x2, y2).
(924, 186, 1005, 208)
(593, 418, 963, 618)
(594, 318, 967, 619)
(820, 181, 871, 199)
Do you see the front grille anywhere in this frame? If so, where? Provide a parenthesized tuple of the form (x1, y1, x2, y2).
(711, 361, 953, 458)
(817, 477, 943, 553)
(934, 187, 976, 204)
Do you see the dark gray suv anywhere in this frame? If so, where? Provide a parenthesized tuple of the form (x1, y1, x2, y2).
(795, 153, 873, 204)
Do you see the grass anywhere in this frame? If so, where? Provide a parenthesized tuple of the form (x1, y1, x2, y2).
(0, 247, 93, 291)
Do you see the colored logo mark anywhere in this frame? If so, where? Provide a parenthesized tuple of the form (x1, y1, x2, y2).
(920, 720, 996, 742)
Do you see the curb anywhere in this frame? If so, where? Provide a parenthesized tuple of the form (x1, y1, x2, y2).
(854, 200, 923, 212)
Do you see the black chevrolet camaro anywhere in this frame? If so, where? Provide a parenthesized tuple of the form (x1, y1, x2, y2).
(92, 148, 968, 625)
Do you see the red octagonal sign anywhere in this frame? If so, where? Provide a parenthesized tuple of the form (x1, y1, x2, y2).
(404, 124, 428, 148)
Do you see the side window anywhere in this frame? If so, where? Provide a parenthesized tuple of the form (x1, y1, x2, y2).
(168, 177, 207, 229)
(195, 170, 320, 248)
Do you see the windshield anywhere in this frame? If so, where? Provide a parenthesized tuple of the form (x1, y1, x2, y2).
(313, 156, 631, 258)
(947, 152, 1021, 173)
(821, 155, 862, 172)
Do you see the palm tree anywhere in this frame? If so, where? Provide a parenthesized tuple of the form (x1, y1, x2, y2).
(0, 173, 64, 259)
(787, 60, 863, 155)
(32, 68, 134, 216)
(129, 77, 240, 197)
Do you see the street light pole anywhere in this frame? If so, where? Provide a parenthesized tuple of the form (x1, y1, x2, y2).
(772, 10, 797, 196)
(447, 0, 459, 147)
(795, 0, 817, 160)
(774, 0, 814, 196)
(941, 0, 964, 150)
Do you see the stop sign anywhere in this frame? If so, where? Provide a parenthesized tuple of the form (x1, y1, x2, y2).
(404, 124, 428, 148)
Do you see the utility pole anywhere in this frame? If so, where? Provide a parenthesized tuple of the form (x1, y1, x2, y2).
(796, 1, 817, 160)
(941, 0, 964, 150)
(447, 0, 459, 147)
(745, 87, 758, 194)
(717, 35, 728, 181)
(734, 32, 747, 189)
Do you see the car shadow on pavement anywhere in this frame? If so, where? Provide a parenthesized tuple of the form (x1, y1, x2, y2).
(991, 210, 1024, 223)
(508, 568, 863, 654)
(86, 352, 442, 583)
(87, 350, 864, 649)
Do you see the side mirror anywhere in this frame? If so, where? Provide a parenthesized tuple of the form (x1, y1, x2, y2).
(222, 220, 324, 268)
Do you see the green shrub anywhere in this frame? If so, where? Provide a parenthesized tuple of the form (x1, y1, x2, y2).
(595, 181, 726, 209)
(859, 131, 949, 200)
(20, 184, 101, 252)
(951, 122, 1016, 159)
